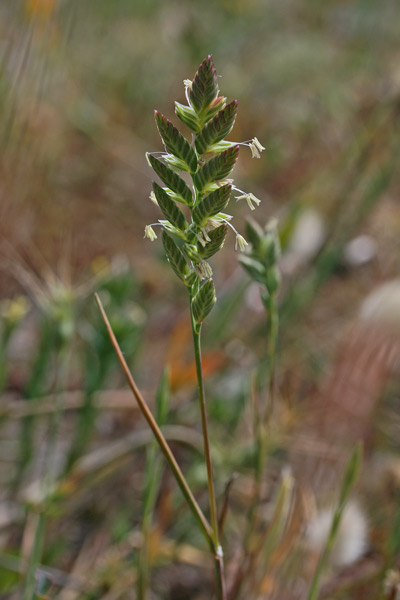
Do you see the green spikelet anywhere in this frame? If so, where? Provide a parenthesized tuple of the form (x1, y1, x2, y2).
(201, 97, 227, 126)
(198, 225, 228, 259)
(239, 220, 281, 294)
(148, 155, 193, 206)
(193, 145, 239, 192)
(147, 56, 264, 297)
(175, 102, 201, 133)
(155, 111, 198, 173)
(192, 279, 216, 324)
(189, 55, 219, 115)
(195, 101, 238, 155)
(238, 255, 266, 285)
(153, 183, 188, 233)
(161, 231, 191, 284)
(245, 219, 264, 251)
(192, 184, 232, 227)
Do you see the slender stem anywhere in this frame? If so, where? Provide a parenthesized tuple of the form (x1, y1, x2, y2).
(251, 291, 279, 508)
(230, 291, 279, 600)
(190, 313, 219, 539)
(95, 294, 213, 547)
(214, 552, 227, 600)
(138, 370, 169, 600)
(253, 291, 279, 503)
(263, 291, 278, 423)
(0, 331, 12, 394)
(251, 291, 278, 506)
(22, 512, 46, 600)
(137, 441, 161, 600)
(189, 296, 226, 600)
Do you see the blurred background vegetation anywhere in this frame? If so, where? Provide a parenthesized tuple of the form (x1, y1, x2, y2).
(1, 0, 400, 598)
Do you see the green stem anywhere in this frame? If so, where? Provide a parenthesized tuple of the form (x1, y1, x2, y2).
(137, 370, 169, 600)
(22, 512, 46, 600)
(230, 291, 279, 600)
(263, 291, 279, 423)
(189, 296, 226, 600)
(252, 291, 278, 506)
(137, 443, 160, 600)
(0, 327, 12, 394)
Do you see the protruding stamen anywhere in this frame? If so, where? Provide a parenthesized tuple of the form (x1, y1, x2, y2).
(144, 225, 158, 241)
(235, 192, 261, 211)
(249, 137, 265, 158)
(235, 234, 248, 252)
(195, 261, 213, 280)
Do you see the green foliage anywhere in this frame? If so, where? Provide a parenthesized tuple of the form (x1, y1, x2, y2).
(239, 219, 281, 297)
(244, 219, 265, 251)
(238, 254, 266, 285)
(65, 268, 143, 473)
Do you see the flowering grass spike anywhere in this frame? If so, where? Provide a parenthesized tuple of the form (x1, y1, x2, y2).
(143, 55, 266, 599)
(145, 55, 265, 308)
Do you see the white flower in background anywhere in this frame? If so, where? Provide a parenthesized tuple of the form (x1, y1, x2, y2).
(360, 279, 400, 332)
(306, 501, 368, 568)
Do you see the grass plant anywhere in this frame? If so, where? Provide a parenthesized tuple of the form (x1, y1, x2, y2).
(98, 55, 267, 599)
(1, 5, 400, 595)
(93, 54, 389, 600)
